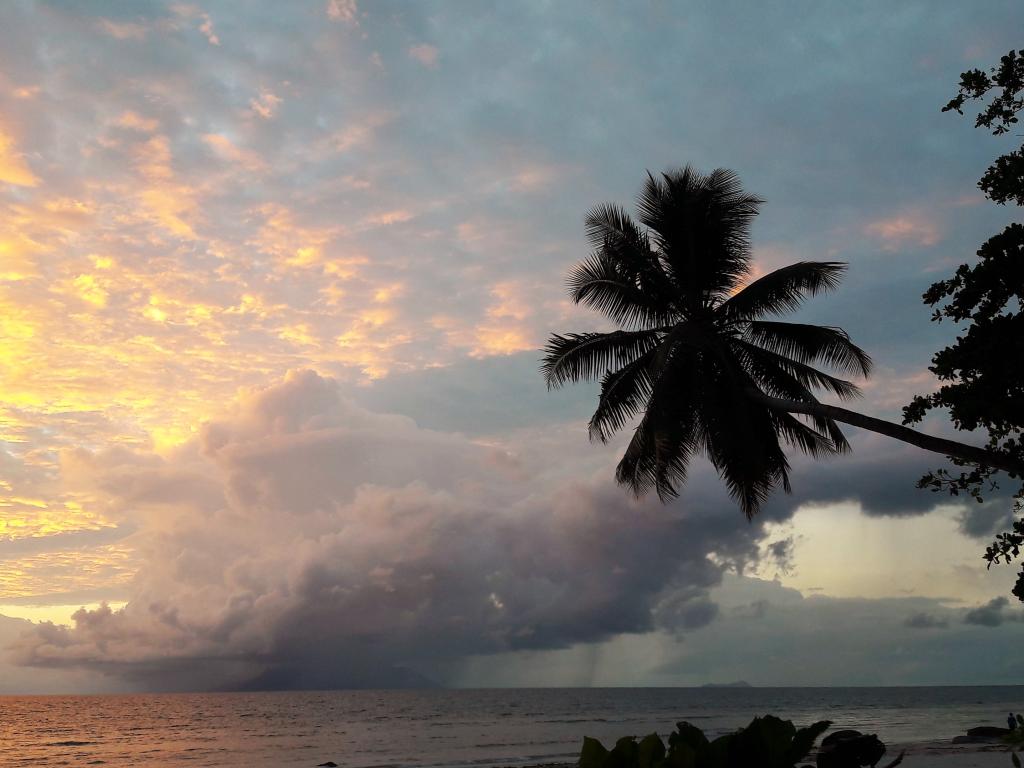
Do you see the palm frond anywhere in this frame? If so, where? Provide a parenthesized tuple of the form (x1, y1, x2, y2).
(614, 345, 701, 499)
(567, 251, 677, 328)
(541, 329, 661, 389)
(615, 405, 699, 502)
(698, 361, 793, 517)
(638, 167, 762, 304)
(732, 339, 862, 401)
(705, 405, 791, 518)
(588, 348, 657, 443)
(771, 410, 843, 458)
(703, 168, 763, 272)
(745, 321, 873, 378)
(615, 410, 660, 497)
(635, 168, 685, 239)
(732, 339, 854, 455)
(722, 262, 847, 320)
(583, 202, 681, 317)
(584, 203, 651, 254)
(677, 168, 761, 297)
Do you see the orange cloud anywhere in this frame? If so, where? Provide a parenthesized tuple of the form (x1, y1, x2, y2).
(326, 0, 358, 25)
(12, 85, 41, 100)
(133, 135, 200, 238)
(471, 326, 534, 357)
(431, 282, 539, 359)
(112, 111, 160, 133)
(0, 128, 39, 187)
(253, 203, 343, 269)
(249, 90, 281, 120)
(328, 111, 393, 153)
(409, 44, 439, 68)
(171, 4, 220, 45)
(364, 209, 414, 227)
(864, 211, 941, 250)
(202, 133, 265, 171)
(0, 546, 135, 600)
(96, 19, 148, 40)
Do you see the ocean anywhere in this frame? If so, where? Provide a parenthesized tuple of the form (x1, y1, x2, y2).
(1, 687, 1021, 767)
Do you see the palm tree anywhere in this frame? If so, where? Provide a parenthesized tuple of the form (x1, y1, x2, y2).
(541, 166, 1023, 518)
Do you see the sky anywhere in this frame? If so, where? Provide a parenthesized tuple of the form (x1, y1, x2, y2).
(0, 0, 1023, 692)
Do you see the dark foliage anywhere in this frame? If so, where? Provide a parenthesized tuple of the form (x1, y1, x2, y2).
(942, 49, 1024, 205)
(577, 716, 831, 768)
(905, 49, 1024, 602)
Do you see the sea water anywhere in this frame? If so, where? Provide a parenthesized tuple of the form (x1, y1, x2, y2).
(1, 686, 1022, 767)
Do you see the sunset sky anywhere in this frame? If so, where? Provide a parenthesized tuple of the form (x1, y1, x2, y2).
(1, 0, 1023, 693)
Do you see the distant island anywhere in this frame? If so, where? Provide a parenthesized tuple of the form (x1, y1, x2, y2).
(700, 681, 753, 688)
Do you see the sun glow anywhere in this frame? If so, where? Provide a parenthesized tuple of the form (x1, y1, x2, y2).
(0, 66, 543, 619)
(0, 601, 129, 626)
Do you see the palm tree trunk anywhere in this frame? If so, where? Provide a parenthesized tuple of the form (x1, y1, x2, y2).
(746, 389, 1024, 476)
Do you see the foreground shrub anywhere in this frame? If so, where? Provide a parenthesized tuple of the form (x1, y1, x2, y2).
(578, 716, 831, 768)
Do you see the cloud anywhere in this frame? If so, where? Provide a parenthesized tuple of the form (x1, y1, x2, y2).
(0, 614, 119, 694)
(651, 578, 1023, 686)
(171, 4, 219, 46)
(202, 133, 265, 171)
(454, 576, 1024, 687)
(326, 0, 358, 25)
(8, 370, 767, 690)
(327, 111, 393, 152)
(249, 90, 281, 120)
(756, 433, 1003, 521)
(408, 44, 439, 68)
(111, 111, 160, 132)
(956, 501, 1017, 539)
(0, 127, 38, 186)
(904, 612, 948, 629)
(964, 596, 1024, 627)
(864, 211, 942, 250)
(363, 209, 414, 227)
(96, 19, 148, 41)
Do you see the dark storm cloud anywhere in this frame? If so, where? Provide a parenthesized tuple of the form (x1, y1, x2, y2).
(641, 577, 1024, 686)
(8, 371, 768, 690)
(757, 438, 1014, 520)
(457, 577, 1024, 687)
(731, 600, 770, 620)
(964, 597, 1024, 628)
(956, 501, 1019, 539)
(0, 614, 121, 694)
(904, 612, 949, 629)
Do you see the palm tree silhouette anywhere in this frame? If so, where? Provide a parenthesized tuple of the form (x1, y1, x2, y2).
(541, 166, 1022, 517)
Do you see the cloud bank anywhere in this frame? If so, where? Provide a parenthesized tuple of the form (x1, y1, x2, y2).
(10, 368, 1019, 690)
(9, 371, 771, 690)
